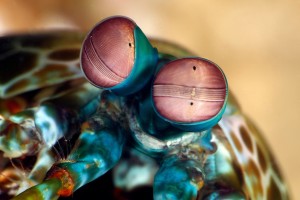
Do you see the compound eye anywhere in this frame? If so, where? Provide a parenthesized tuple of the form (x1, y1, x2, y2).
(81, 16, 158, 95)
(152, 58, 228, 131)
(81, 16, 135, 88)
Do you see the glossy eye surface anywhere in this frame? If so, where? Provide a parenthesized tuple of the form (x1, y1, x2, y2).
(152, 58, 227, 125)
(81, 16, 158, 96)
(81, 16, 135, 88)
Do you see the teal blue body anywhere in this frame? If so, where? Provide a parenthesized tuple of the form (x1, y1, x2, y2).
(11, 18, 229, 200)
(54, 115, 125, 190)
(154, 156, 203, 200)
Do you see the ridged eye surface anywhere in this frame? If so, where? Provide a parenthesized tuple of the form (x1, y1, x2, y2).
(81, 17, 135, 88)
(152, 58, 227, 123)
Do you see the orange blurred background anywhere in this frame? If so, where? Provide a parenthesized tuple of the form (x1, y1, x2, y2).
(0, 0, 299, 199)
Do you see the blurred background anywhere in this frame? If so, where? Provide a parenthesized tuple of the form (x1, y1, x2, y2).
(0, 0, 299, 199)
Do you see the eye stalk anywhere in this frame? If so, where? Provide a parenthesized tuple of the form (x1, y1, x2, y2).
(81, 16, 158, 96)
(152, 58, 228, 132)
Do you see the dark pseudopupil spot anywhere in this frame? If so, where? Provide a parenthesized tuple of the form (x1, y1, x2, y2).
(129, 43, 132, 47)
(190, 102, 193, 106)
(193, 66, 196, 71)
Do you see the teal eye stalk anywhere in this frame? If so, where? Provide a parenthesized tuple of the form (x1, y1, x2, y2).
(80, 16, 158, 96)
(152, 57, 228, 132)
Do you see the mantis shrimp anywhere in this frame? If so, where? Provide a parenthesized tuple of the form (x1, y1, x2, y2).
(0, 16, 289, 200)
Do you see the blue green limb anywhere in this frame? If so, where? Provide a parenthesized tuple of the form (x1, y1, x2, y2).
(12, 179, 61, 200)
(34, 83, 101, 147)
(154, 155, 205, 200)
(14, 115, 125, 199)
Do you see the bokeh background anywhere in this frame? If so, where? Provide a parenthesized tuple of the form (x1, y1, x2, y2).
(0, 0, 299, 199)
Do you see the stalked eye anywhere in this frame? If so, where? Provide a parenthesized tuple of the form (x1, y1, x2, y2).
(81, 16, 158, 96)
(152, 58, 228, 131)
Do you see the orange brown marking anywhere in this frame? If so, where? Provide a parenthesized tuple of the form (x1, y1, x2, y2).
(230, 131, 243, 152)
(267, 178, 282, 200)
(33, 64, 78, 82)
(239, 126, 254, 152)
(270, 158, 284, 181)
(43, 63, 80, 71)
(246, 159, 263, 197)
(4, 98, 26, 114)
(48, 49, 80, 61)
(4, 62, 80, 97)
(231, 162, 245, 189)
(5, 79, 32, 97)
(46, 166, 74, 197)
(256, 144, 267, 173)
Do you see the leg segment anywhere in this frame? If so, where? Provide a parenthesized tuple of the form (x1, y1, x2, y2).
(13, 114, 125, 200)
(34, 83, 101, 147)
(154, 154, 204, 200)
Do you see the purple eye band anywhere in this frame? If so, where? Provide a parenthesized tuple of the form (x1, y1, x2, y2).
(152, 58, 227, 123)
(153, 85, 226, 102)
